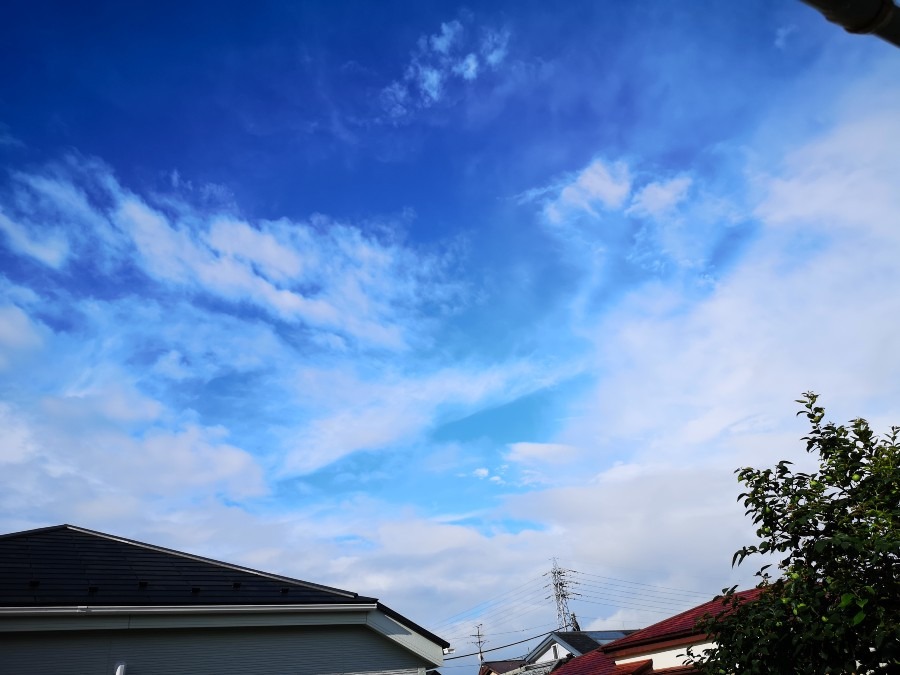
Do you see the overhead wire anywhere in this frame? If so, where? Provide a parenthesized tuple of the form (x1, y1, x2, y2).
(437, 591, 547, 632)
(434, 585, 551, 642)
(439, 601, 551, 646)
(573, 580, 702, 610)
(431, 567, 715, 649)
(444, 630, 554, 660)
(428, 574, 548, 631)
(571, 570, 711, 598)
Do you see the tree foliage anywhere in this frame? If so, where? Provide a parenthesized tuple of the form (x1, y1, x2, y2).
(687, 393, 900, 674)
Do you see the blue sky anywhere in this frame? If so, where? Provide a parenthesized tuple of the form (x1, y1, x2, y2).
(2, 0, 900, 665)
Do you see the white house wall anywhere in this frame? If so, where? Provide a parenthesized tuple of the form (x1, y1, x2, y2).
(533, 643, 571, 663)
(615, 641, 714, 670)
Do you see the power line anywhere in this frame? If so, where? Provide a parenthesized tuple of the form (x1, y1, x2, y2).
(436, 586, 551, 642)
(440, 609, 551, 647)
(571, 570, 710, 598)
(479, 621, 557, 637)
(445, 630, 553, 660)
(437, 594, 550, 643)
(429, 574, 548, 631)
(573, 580, 700, 609)
(573, 596, 681, 614)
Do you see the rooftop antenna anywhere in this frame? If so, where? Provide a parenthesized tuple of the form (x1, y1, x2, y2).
(472, 623, 487, 663)
(570, 612, 581, 631)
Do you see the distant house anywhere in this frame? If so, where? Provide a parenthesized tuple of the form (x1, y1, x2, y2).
(526, 631, 637, 664)
(504, 660, 566, 675)
(479, 659, 527, 675)
(551, 590, 761, 675)
(481, 629, 638, 675)
(0, 524, 449, 675)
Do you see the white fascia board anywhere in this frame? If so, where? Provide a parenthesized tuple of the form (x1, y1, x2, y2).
(0, 603, 376, 616)
(366, 609, 444, 668)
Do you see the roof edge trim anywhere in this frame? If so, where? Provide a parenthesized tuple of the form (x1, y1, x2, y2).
(0, 603, 378, 617)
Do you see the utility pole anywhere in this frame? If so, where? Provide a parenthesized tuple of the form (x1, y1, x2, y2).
(546, 558, 578, 630)
(471, 623, 487, 663)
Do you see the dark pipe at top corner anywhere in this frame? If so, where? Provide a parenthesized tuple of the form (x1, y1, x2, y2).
(799, 0, 900, 47)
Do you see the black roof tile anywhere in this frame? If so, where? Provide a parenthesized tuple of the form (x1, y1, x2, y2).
(0, 524, 371, 608)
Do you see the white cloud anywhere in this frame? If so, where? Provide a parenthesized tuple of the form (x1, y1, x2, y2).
(416, 66, 444, 103)
(282, 360, 561, 475)
(534, 85, 900, 583)
(0, 211, 69, 268)
(774, 25, 796, 50)
(430, 20, 463, 54)
(756, 109, 900, 238)
(0, 394, 266, 514)
(0, 403, 38, 463)
(380, 18, 511, 120)
(481, 28, 510, 67)
(473, 467, 489, 479)
(0, 304, 44, 368)
(2, 158, 458, 352)
(206, 217, 305, 282)
(506, 442, 581, 465)
(380, 81, 411, 118)
(627, 175, 692, 219)
(545, 159, 632, 224)
(454, 53, 479, 81)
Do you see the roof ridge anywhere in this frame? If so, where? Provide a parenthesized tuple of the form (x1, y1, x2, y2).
(0, 523, 71, 540)
(4, 524, 362, 600)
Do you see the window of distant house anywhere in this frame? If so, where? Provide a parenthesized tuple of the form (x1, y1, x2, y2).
(552, 645, 558, 659)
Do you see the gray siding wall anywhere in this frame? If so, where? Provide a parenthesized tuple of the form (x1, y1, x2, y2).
(0, 625, 427, 675)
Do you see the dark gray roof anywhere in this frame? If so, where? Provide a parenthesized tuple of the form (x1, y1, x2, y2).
(481, 659, 526, 674)
(0, 524, 370, 608)
(558, 631, 606, 654)
(0, 524, 452, 648)
(558, 631, 637, 653)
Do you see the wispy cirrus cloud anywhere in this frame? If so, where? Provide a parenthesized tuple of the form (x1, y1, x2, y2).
(0, 211, 70, 268)
(626, 175, 692, 219)
(282, 358, 568, 475)
(543, 158, 632, 225)
(380, 18, 511, 121)
(0, 156, 462, 351)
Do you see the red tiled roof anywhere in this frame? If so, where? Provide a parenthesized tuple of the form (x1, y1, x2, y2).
(603, 588, 762, 653)
(553, 651, 659, 675)
(553, 650, 618, 675)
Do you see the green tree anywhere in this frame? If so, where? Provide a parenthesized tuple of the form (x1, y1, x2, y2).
(687, 393, 900, 674)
